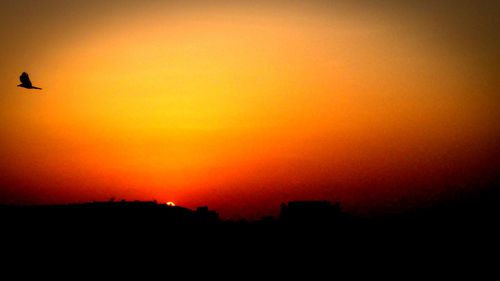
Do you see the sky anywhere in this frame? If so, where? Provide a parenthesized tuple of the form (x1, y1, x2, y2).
(0, 0, 499, 219)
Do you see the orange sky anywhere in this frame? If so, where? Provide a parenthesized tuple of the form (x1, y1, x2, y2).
(1, 1, 499, 218)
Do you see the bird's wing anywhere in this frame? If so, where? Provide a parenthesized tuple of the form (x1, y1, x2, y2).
(20, 72, 32, 87)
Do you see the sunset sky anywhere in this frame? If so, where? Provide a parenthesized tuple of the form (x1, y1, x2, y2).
(1, 0, 499, 219)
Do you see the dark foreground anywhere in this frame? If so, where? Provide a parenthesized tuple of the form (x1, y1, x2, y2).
(1, 189, 499, 270)
(2, 187, 499, 236)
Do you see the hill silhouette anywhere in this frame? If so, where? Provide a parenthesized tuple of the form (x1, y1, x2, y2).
(1, 184, 498, 232)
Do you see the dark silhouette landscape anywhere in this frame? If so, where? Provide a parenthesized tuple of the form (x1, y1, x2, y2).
(2, 183, 498, 234)
(1, 2, 499, 257)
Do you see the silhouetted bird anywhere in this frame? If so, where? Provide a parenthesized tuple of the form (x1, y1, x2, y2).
(17, 72, 42, 90)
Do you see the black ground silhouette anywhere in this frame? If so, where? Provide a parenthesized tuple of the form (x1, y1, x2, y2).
(1, 187, 499, 256)
(1, 184, 498, 232)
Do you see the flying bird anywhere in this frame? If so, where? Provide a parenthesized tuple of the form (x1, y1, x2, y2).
(17, 72, 42, 90)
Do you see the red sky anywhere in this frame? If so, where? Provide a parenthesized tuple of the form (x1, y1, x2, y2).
(0, 1, 499, 219)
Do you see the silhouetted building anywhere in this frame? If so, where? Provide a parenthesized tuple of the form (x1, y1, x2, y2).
(195, 206, 219, 224)
(279, 201, 341, 225)
(0, 200, 221, 228)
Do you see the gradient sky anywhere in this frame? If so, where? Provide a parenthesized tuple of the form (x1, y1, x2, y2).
(1, 0, 499, 219)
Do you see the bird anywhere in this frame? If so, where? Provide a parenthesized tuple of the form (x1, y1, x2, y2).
(17, 72, 42, 90)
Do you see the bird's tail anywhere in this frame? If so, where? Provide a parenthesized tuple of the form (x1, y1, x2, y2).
(32, 87, 42, 90)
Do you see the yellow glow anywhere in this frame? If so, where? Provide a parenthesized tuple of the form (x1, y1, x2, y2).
(0, 3, 497, 218)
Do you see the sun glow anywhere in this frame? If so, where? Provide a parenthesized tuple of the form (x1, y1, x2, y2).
(0, 2, 497, 218)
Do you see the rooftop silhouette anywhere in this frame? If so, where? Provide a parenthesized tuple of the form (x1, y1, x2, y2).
(1, 186, 498, 232)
